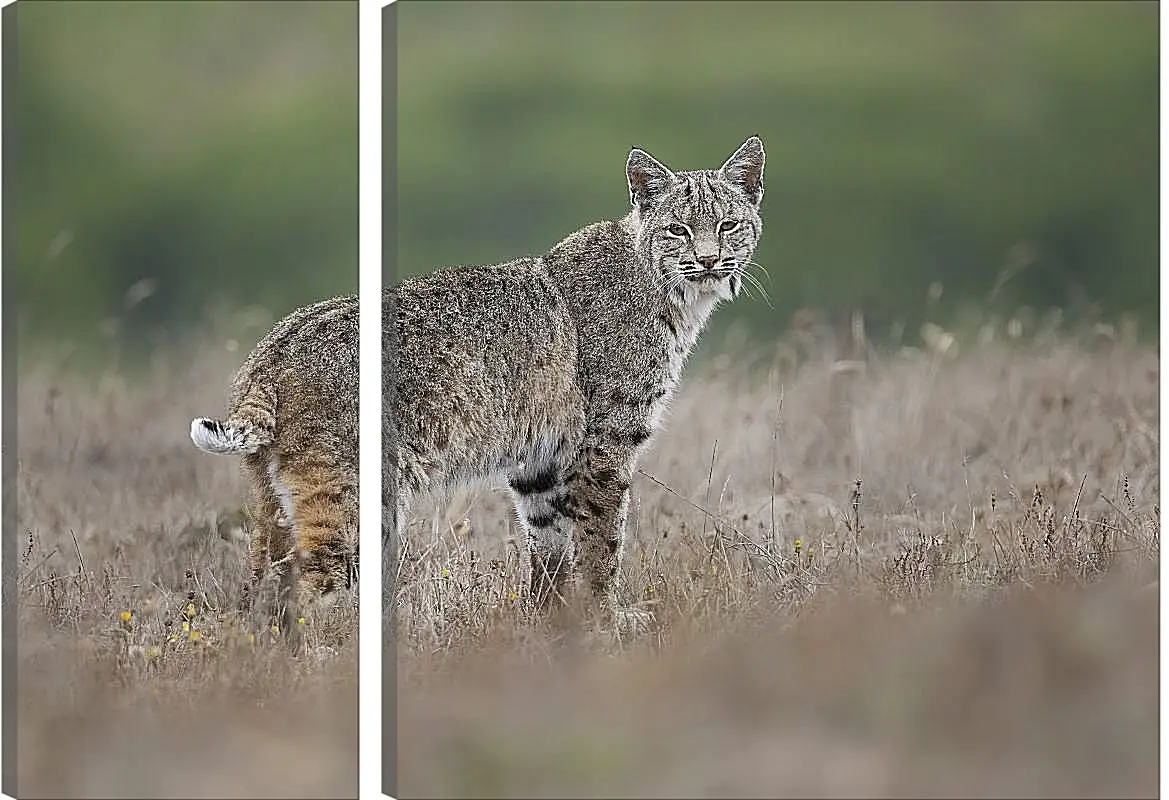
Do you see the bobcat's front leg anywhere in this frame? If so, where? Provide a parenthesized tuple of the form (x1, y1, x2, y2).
(567, 437, 654, 635)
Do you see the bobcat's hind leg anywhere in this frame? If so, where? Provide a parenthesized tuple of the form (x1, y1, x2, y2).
(241, 453, 295, 623)
(275, 451, 355, 621)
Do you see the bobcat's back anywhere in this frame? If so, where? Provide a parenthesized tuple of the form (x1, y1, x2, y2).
(385, 259, 582, 495)
(193, 295, 359, 469)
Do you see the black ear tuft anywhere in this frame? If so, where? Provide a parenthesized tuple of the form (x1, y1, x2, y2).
(719, 136, 765, 207)
(626, 147, 676, 210)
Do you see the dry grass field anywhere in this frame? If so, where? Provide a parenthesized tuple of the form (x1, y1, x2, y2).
(392, 319, 1160, 799)
(12, 310, 1159, 799)
(14, 317, 358, 799)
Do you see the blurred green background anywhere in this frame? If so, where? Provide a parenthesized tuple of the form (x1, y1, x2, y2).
(394, 0, 1158, 348)
(14, 1, 357, 361)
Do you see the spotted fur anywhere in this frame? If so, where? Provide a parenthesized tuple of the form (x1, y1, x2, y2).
(385, 137, 766, 631)
(191, 296, 359, 636)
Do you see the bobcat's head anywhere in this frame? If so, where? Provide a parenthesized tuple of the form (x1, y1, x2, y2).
(627, 136, 765, 303)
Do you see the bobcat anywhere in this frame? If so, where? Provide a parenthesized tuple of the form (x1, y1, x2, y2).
(385, 136, 766, 633)
(190, 296, 359, 635)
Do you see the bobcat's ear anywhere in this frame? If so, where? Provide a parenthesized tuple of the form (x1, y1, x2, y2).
(627, 147, 676, 210)
(719, 135, 765, 207)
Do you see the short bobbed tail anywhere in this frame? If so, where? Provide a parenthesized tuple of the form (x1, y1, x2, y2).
(189, 417, 272, 455)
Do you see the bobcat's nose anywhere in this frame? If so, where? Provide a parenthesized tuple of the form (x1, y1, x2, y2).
(696, 254, 720, 270)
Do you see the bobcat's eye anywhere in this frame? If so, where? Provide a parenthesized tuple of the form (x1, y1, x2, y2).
(718, 219, 739, 233)
(666, 223, 689, 237)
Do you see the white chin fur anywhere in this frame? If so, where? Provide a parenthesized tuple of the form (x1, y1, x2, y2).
(682, 274, 735, 301)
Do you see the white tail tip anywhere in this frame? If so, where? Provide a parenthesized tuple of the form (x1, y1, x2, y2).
(190, 417, 254, 455)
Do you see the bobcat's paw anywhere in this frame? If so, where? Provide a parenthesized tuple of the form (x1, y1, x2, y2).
(612, 605, 657, 638)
